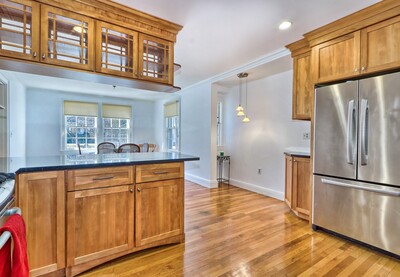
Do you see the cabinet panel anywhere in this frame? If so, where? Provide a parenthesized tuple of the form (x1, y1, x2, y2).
(139, 34, 173, 84)
(40, 5, 94, 70)
(292, 156, 311, 218)
(18, 171, 65, 277)
(0, 0, 40, 61)
(361, 16, 400, 74)
(312, 32, 361, 83)
(135, 179, 184, 247)
(96, 21, 138, 78)
(284, 155, 292, 208)
(293, 52, 312, 120)
(67, 185, 134, 266)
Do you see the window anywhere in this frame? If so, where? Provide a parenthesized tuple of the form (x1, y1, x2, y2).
(164, 101, 179, 151)
(64, 101, 98, 150)
(217, 101, 223, 146)
(102, 104, 131, 147)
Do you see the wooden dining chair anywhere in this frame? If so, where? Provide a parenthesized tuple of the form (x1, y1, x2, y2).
(117, 143, 140, 153)
(97, 142, 116, 154)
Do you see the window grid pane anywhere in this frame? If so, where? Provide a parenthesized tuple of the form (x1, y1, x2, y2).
(165, 115, 179, 151)
(103, 117, 130, 147)
(65, 115, 97, 150)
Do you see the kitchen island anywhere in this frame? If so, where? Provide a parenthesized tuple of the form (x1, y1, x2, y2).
(7, 152, 199, 277)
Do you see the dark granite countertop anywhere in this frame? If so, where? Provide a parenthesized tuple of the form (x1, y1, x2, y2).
(0, 152, 200, 174)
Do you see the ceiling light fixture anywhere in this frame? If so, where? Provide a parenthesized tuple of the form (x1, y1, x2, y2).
(241, 73, 250, 123)
(73, 26, 85, 33)
(236, 73, 247, 117)
(279, 21, 292, 30)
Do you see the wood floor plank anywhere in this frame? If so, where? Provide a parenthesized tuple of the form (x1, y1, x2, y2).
(79, 181, 399, 277)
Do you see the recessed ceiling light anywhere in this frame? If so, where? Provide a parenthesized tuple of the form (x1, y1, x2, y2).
(279, 21, 292, 30)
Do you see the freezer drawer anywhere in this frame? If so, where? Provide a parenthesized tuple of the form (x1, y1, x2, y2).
(313, 175, 400, 255)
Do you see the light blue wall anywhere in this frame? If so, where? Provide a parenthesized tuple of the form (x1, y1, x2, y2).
(25, 88, 160, 156)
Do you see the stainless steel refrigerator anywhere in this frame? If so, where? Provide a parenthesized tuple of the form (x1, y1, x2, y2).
(313, 71, 400, 256)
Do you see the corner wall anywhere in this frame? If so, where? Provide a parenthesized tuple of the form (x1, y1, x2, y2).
(223, 70, 310, 200)
(180, 82, 217, 188)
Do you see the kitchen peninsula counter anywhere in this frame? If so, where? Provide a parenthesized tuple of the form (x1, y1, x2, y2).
(3, 152, 199, 173)
(12, 152, 199, 277)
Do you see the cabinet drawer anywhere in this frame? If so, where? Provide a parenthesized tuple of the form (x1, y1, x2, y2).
(136, 163, 183, 183)
(67, 166, 134, 191)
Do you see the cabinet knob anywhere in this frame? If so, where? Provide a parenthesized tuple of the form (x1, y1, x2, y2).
(361, 67, 366, 71)
(134, 72, 138, 77)
(42, 53, 46, 59)
(354, 68, 358, 72)
(137, 188, 141, 192)
(33, 52, 37, 57)
(129, 188, 133, 193)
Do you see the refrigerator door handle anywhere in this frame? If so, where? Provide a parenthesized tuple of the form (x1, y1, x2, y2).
(360, 99, 369, 165)
(346, 100, 355, 164)
(321, 178, 400, 196)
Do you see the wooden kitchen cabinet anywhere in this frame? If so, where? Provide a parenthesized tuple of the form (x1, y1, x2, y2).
(139, 34, 174, 85)
(95, 21, 138, 78)
(135, 179, 184, 247)
(292, 52, 312, 120)
(17, 171, 65, 277)
(286, 39, 312, 120)
(360, 15, 400, 75)
(135, 162, 184, 247)
(66, 185, 134, 269)
(284, 154, 311, 220)
(0, 0, 40, 62)
(312, 31, 361, 84)
(40, 5, 95, 71)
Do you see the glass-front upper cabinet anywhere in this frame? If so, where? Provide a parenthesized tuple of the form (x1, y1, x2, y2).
(96, 21, 138, 78)
(0, 0, 40, 61)
(40, 5, 94, 71)
(139, 34, 173, 84)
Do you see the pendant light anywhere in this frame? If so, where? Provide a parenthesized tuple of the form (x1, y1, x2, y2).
(241, 73, 250, 123)
(236, 74, 245, 116)
(236, 73, 248, 117)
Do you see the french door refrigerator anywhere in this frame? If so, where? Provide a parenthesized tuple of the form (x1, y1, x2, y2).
(313, 71, 400, 256)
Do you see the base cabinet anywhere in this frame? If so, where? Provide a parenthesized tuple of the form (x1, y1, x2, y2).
(284, 155, 311, 220)
(135, 179, 184, 247)
(66, 185, 134, 270)
(17, 162, 185, 277)
(17, 171, 65, 277)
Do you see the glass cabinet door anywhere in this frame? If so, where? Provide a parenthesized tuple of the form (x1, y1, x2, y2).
(40, 5, 94, 71)
(0, 0, 40, 61)
(139, 34, 173, 84)
(96, 21, 138, 78)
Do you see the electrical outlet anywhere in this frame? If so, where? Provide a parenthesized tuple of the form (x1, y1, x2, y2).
(302, 132, 310, 140)
(258, 169, 262, 175)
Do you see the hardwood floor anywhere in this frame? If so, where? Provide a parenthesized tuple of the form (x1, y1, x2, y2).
(80, 181, 400, 276)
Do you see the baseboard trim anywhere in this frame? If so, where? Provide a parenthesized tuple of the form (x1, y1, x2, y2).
(185, 173, 218, 188)
(230, 178, 284, 201)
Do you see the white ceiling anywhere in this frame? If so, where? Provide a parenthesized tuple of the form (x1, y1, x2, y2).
(114, 0, 380, 88)
(3, 0, 381, 99)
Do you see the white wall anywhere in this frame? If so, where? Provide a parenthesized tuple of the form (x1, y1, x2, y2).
(0, 72, 26, 157)
(223, 70, 310, 200)
(180, 82, 216, 187)
(25, 88, 162, 156)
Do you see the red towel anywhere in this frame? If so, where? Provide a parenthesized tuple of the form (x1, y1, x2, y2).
(0, 214, 29, 277)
